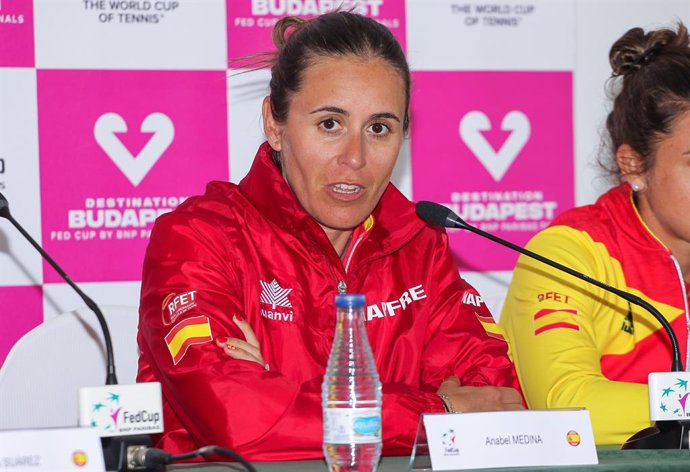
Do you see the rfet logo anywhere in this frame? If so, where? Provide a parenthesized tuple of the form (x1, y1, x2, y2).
(411, 71, 573, 271)
(0, 0, 34, 67)
(37, 70, 229, 282)
(226, 0, 406, 60)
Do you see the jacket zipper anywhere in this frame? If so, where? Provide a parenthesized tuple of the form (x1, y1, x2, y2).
(335, 232, 366, 295)
(344, 233, 366, 273)
(670, 255, 690, 370)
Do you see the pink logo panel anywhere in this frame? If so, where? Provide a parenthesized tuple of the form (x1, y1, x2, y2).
(37, 70, 229, 283)
(0, 0, 34, 67)
(411, 71, 574, 271)
(227, 0, 406, 63)
(0, 285, 43, 366)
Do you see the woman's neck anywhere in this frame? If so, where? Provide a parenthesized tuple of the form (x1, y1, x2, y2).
(322, 227, 354, 260)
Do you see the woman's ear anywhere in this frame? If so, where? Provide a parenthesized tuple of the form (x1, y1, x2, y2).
(616, 144, 647, 191)
(262, 97, 283, 152)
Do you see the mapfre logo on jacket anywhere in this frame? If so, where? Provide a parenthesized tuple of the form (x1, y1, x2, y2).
(259, 279, 294, 322)
(366, 284, 427, 321)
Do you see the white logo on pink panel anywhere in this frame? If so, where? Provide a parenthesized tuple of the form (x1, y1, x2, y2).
(38, 70, 229, 283)
(94, 113, 175, 187)
(227, 0, 406, 62)
(459, 111, 531, 182)
(411, 71, 573, 272)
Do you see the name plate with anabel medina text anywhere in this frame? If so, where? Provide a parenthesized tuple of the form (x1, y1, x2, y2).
(422, 409, 597, 470)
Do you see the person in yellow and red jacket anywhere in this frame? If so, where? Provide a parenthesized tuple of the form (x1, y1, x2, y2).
(137, 12, 522, 461)
(500, 23, 690, 445)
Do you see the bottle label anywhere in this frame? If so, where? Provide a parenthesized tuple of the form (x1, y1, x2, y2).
(323, 407, 382, 444)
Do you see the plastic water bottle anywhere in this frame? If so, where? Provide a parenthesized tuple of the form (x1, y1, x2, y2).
(323, 294, 382, 472)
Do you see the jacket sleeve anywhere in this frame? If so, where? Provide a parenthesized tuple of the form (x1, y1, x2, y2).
(381, 229, 521, 453)
(419, 230, 520, 389)
(138, 210, 328, 461)
(498, 225, 651, 445)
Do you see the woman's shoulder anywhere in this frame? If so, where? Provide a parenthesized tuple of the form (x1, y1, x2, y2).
(150, 181, 249, 241)
(548, 185, 631, 244)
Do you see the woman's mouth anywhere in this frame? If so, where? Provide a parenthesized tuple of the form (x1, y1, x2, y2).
(330, 183, 362, 194)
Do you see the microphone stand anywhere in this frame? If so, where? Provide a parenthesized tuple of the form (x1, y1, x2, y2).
(416, 200, 689, 449)
(1, 192, 153, 471)
(0, 192, 117, 384)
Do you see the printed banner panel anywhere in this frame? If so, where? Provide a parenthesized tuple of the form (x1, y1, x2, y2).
(37, 70, 229, 283)
(34, 0, 227, 69)
(0, 0, 34, 67)
(0, 285, 43, 365)
(411, 71, 574, 272)
(0, 68, 42, 286)
(227, 0, 406, 63)
(407, 0, 575, 71)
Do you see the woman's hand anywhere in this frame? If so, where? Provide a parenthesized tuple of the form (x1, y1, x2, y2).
(437, 376, 523, 412)
(216, 315, 269, 371)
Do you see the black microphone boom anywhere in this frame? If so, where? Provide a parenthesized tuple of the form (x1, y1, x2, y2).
(0, 191, 118, 384)
(415, 200, 683, 372)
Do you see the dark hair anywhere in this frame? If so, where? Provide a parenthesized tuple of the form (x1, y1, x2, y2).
(268, 11, 411, 133)
(603, 22, 690, 179)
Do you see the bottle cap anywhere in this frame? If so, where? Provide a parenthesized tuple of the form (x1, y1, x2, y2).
(335, 294, 366, 308)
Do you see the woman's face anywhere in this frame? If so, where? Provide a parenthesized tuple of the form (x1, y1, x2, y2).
(263, 55, 406, 236)
(631, 110, 690, 254)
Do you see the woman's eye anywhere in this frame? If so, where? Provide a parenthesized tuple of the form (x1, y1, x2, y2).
(369, 122, 390, 136)
(320, 119, 339, 131)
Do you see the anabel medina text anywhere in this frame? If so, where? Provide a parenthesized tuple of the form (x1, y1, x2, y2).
(486, 434, 543, 446)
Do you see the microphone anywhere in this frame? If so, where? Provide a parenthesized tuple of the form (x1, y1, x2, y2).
(0, 191, 117, 384)
(416, 200, 689, 449)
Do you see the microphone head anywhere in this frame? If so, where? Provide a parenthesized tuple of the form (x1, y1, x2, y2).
(0, 192, 9, 219)
(415, 201, 464, 228)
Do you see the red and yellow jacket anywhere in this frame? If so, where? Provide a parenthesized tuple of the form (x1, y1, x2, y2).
(500, 183, 689, 445)
(137, 142, 517, 460)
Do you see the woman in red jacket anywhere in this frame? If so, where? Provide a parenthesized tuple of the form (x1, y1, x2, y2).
(137, 11, 522, 461)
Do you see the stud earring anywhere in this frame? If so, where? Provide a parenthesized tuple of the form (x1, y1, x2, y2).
(632, 183, 641, 192)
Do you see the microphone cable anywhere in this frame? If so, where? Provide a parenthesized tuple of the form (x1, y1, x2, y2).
(128, 444, 257, 471)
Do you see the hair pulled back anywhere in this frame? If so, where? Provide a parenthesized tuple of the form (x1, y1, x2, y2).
(604, 22, 690, 178)
(268, 11, 411, 132)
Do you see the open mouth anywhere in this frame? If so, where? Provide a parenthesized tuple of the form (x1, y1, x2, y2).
(330, 183, 362, 194)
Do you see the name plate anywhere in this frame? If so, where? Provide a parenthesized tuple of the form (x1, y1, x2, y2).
(423, 409, 597, 470)
(0, 427, 105, 472)
(79, 382, 164, 437)
(648, 372, 690, 421)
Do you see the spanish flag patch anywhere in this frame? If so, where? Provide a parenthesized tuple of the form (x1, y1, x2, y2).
(165, 315, 213, 365)
(533, 308, 579, 336)
(475, 312, 506, 342)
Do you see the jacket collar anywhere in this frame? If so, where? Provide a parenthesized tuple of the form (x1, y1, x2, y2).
(599, 183, 671, 254)
(238, 142, 425, 261)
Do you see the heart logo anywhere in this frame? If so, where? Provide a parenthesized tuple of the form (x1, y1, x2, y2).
(94, 112, 175, 187)
(459, 111, 530, 182)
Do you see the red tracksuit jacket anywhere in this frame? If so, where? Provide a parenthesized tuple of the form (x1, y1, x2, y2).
(137, 142, 518, 460)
